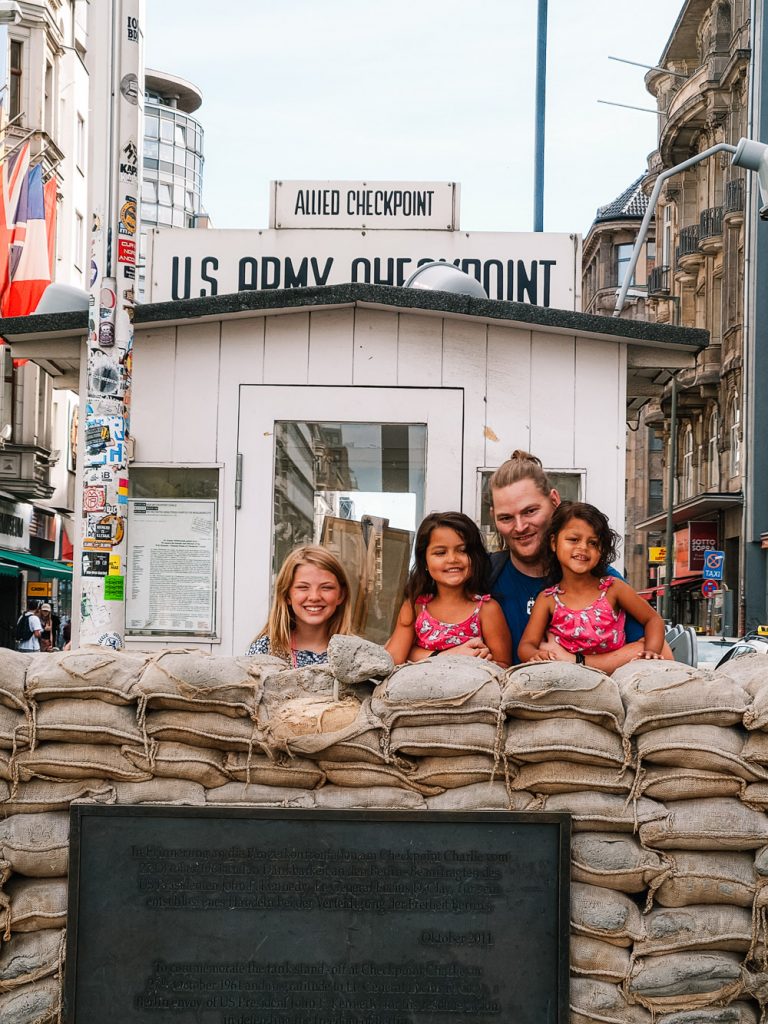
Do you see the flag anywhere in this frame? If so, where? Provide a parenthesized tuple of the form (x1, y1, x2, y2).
(0, 142, 30, 304)
(43, 176, 57, 278)
(2, 164, 51, 318)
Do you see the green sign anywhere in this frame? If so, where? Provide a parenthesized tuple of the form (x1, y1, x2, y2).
(104, 575, 124, 601)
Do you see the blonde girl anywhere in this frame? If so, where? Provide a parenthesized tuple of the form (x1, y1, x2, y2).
(248, 545, 353, 666)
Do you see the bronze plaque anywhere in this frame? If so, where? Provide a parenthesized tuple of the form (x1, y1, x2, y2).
(65, 807, 569, 1023)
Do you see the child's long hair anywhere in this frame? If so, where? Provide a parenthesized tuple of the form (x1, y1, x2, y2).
(544, 501, 620, 583)
(255, 545, 353, 660)
(405, 512, 490, 604)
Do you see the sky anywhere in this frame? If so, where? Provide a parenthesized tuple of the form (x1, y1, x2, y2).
(145, 0, 681, 237)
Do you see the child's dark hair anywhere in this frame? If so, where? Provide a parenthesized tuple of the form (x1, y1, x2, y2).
(545, 501, 620, 582)
(405, 512, 490, 603)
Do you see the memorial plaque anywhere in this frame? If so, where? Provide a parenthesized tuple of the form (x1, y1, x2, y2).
(65, 807, 569, 1023)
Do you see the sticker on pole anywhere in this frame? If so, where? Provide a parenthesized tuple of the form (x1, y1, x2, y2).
(702, 579, 718, 598)
(702, 550, 725, 580)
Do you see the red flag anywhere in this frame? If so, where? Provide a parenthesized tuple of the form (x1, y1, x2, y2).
(43, 176, 57, 278)
(0, 142, 30, 304)
(2, 164, 51, 318)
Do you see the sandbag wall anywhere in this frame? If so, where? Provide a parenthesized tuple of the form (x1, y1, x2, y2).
(1, 641, 768, 1023)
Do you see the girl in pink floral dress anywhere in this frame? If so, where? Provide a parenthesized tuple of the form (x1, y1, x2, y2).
(386, 512, 511, 667)
(518, 502, 664, 671)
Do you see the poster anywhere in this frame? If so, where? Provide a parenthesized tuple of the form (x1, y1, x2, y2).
(126, 499, 216, 635)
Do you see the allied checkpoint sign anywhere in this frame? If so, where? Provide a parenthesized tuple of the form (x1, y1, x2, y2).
(65, 806, 570, 1024)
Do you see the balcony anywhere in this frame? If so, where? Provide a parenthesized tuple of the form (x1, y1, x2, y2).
(724, 179, 745, 224)
(699, 206, 723, 253)
(675, 225, 703, 278)
(647, 265, 671, 297)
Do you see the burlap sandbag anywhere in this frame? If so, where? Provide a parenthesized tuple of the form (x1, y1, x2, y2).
(318, 760, 441, 796)
(637, 767, 746, 802)
(122, 742, 230, 788)
(371, 657, 503, 728)
(653, 852, 756, 909)
(636, 905, 753, 956)
(144, 710, 262, 752)
(388, 721, 498, 758)
(0, 650, 30, 711)
(510, 761, 633, 796)
(636, 725, 762, 782)
(720, 654, 768, 728)
(133, 651, 272, 718)
(326, 635, 394, 684)
(571, 833, 667, 893)
(0, 705, 28, 751)
(755, 846, 768, 876)
(204, 783, 315, 808)
(25, 647, 151, 704)
(1, 878, 67, 934)
(112, 779, 206, 805)
(543, 792, 667, 833)
(14, 742, 153, 783)
(742, 784, 768, 809)
(22, 698, 143, 747)
(616, 661, 749, 736)
(0, 814, 69, 877)
(0, 929, 63, 992)
(501, 660, 625, 732)
(224, 752, 325, 790)
(1, 779, 114, 815)
(0, 751, 11, 781)
(313, 785, 426, 810)
(640, 798, 768, 851)
(571, 978, 651, 1024)
(261, 696, 384, 761)
(657, 1006, 759, 1024)
(408, 755, 500, 790)
(425, 783, 532, 811)
(742, 732, 768, 768)
(625, 951, 744, 1012)
(570, 936, 632, 982)
(0, 975, 60, 1024)
(571, 881, 645, 947)
(506, 717, 627, 768)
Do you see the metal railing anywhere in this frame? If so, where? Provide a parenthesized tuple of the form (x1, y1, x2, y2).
(678, 224, 700, 259)
(725, 178, 745, 214)
(699, 206, 723, 240)
(647, 265, 671, 295)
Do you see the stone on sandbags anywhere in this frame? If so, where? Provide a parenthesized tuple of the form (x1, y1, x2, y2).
(570, 936, 631, 982)
(543, 792, 667, 833)
(0, 649, 30, 712)
(327, 635, 393, 684)
(571, 833, 667, 893)
(510, 760, 633, 796)
(25, 647, 151, 704)
(636, 725, 762, 782)
(571, 882, 645, 947)
(616, 661, 749, 736)
(506, 717, 627, 768)
(570, 978, 651, 1024)
(640, 798, 768, 851)
(0, 814, 69, 877)
(625, 951, 744, 1012)
(0, 929, 63, 992)
(425, 783, 531, 811)
(133, 652, 269, 718)
(0, 976, 60, 1024)
(635, 905, 753, 956)
(637, 767, 746, 802)
(371, 657, 502, 728)
(15, 743, 152, 783)
(1, 878, 68, 934)
(501, 660, 625, 732)
(1, 779, 114, 815)
(653, 851, 756, 909)
(123, 742, 230, 788)
(224, 752, 325, 790)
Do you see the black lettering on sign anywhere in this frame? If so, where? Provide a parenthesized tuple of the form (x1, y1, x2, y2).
(171, 256, 191, 301)
(200, 256, 218, 296)
(293, 189, 340, 217)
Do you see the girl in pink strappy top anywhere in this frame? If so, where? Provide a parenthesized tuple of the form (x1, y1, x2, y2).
(386, 512, 512, 668)
(518, 502, 664, 671)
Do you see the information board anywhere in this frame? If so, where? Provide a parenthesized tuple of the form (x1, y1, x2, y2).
(126, 498, 216, 635)
(65, 806, 570, 1024)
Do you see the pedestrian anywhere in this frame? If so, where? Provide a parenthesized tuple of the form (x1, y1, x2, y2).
(247, 545, 354, 666)
(518, 501, 665, 668)
(15, 599, 43, 653)
(385, 511, 511, 667)
(488, 449, 666, 669)
(37, 603, 56, 652)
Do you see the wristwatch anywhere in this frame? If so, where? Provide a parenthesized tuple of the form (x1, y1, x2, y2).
(575, 652, 586, 665)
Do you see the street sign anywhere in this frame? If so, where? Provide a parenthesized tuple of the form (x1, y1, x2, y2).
(702, 579, 718, 598)
(703, 550, 725, 580)
(649, 546, 666, 564)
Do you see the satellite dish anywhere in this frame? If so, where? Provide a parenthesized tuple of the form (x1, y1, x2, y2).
(33, 283, 89, 315)
(404, 261, 488, 299)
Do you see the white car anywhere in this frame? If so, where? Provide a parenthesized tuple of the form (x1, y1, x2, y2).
(715, 632, 768, 669)
(696, 635, 737, 669)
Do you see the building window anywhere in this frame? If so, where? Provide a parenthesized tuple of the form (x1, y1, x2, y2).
(9, 40, 22, 121)
(681, 425, 694, 500)
(616, 243, 634, 287)
(44, 61, 53, 136)
(76, 114, 85, 170)
(646, 241, 656, 275)
(708, 409, 719, 488)
(648, 478, 663, 516)
(662, 204, 673, 267)
(74, 212, 83, 272)
(648, 429, 663, 452)
(730, 394, 741, 476)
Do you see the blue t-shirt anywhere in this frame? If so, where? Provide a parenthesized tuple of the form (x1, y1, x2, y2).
(493, 558, 642, 663)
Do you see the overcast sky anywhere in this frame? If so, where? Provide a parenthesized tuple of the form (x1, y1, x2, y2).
(145, 0, 680, 236)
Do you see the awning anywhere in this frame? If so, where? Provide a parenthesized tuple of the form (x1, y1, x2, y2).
(0, 549, 72, 579)
(0, 562, 19, 577)
(639, 576, 704, 599)
(635, 493, 743, 531)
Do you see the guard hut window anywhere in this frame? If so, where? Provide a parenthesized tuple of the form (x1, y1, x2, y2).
(272, 420, 425, 646)
(478, 467, 585, 550)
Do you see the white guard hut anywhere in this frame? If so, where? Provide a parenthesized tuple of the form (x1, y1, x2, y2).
(1, 283, 706, 653)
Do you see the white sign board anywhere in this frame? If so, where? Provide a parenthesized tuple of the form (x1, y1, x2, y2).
(126, 499, 217, 635)
(270, 180, 459, 230)
(0, 498, 31, 552)
(147, 228, 581, 309)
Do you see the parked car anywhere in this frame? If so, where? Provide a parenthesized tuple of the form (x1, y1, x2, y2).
(696, 635, 737, 669)
(715, 631, 768, 669)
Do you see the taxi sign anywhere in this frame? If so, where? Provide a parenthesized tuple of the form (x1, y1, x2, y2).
(702, 550, 725, 580)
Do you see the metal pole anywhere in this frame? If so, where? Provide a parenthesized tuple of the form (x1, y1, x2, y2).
(662, 374, 678, 621)
(79, 0, 143, 644)
(533, 0, 547, 232)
